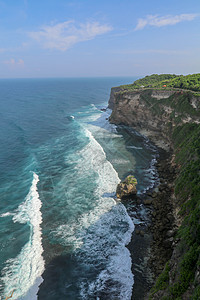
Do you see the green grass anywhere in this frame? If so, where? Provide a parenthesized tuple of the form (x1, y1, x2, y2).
(149, 123, 200, 299)
(192, 285, 200, 299)
(125, 175, 137, 185)
(119, 73, 200, 93)
(150, 263, 170, 297)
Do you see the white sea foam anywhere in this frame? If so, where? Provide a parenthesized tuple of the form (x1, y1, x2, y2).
(85, 123, 136, 175)
(111, 158, 130, 164)
(86, 129, 123, 139)
(55, 128, 134, 298)
(55, 128, 120, 249)
(76, 105, 102, 122)
(83, 113, 102, 122)
(126, 145, 143, 150)
(77, 128, 120, 198)
(0, 212, 14, 218)
(78, 203, 134, 300)
(1, 172, 45, 299)
(90, 103, 98, 110)
(141, 157, 159, 193)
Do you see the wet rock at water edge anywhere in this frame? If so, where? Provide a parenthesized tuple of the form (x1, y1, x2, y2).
(116, 175, 137, 199)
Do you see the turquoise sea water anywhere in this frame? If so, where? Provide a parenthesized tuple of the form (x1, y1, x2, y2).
(0, 78, 157, 299)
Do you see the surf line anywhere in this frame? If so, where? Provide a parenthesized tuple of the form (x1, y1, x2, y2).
(2, 172, 45, 300)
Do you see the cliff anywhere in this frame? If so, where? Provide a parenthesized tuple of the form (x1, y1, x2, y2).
(108, 86, 122, 109)
(109, 88, 200, 151)
(108, 75, 200, 299)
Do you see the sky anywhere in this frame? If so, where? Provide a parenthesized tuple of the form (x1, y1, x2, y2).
(0, 0, 200, 78)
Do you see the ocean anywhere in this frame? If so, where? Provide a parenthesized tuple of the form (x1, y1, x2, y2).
(0, 77, 157, 300)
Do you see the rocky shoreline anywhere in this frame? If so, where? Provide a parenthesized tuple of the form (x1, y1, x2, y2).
(121, 145, 178, 300)
(147, 148, 177, 278)
(109, 76, 200, 299)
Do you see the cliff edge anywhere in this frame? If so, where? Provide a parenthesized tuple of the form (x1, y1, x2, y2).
(108, 74, 200, 299)
(109, 87, 200, 151)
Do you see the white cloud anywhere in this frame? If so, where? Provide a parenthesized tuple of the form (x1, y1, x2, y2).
(3, 58, 24, 65)
(29, 20, 112, 51)
(135, 14, 198, 30)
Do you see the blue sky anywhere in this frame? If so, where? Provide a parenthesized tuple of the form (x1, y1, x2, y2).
(0, 0, 200, 78)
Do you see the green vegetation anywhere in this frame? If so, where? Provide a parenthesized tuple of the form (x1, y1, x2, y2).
(172, 124, 200, 298)
(125, 175, 137, 185)
(119, 73, 200, 93)
(165, 74, 200, 92)
(150, 263, 170, 298)
(169, 244, 199, 297)
(192, 285, 200, 299)
(150, 123, 200, 299)
(121, 74, 178, 90)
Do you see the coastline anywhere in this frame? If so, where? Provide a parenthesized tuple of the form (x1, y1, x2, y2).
(113, 128, 177, 299)
(108, 75, 200, 299)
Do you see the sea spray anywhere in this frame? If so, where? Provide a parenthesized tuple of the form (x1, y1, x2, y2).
(1, 172, 44, 299)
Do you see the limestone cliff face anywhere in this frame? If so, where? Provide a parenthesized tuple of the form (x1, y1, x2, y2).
(108, 87, 122, 109)
(109, 89, 199, 150)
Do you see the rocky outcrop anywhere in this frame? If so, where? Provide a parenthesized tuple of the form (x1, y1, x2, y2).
(116, 175, 137, 199)
(147, 157, 177, 278)
(151, 90, 175, 100)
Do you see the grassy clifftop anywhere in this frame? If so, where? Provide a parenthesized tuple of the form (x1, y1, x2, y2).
(119, 73, 200, 95)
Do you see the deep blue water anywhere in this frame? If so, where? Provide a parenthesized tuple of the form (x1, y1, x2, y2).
(0, 78, 157, 300)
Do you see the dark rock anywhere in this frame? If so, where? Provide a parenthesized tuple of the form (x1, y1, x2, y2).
(140, 230, 145, 237)
(116, 175, 137, 199)
(166, 230, 175, 238)
(163, 238, 173, 248)
(144, 199, 153, 205)
(162, 218, 170, 225)
(136, 198, 141, 205)
(151, 191, 157, 198)
(152, 211, 157, 218)
(147, 192, 153, 197)
(167, 213, 174, 223)
(135, 229, 140, 235)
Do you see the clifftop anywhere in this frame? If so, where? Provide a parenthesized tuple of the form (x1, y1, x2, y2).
(114, 73, 200, 94)
(109, 75, 200, 151)
(108, 74, 200, 299)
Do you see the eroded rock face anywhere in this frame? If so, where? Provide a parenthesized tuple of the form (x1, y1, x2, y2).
(109, 90, 173, 150)
(108, 87, 122, 109)
(108, 88, 200, 151)
(116, 175, 137, 199)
